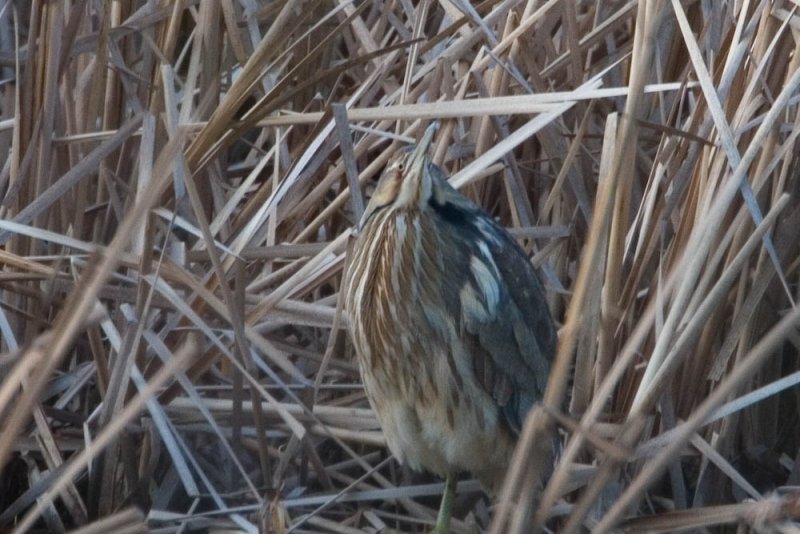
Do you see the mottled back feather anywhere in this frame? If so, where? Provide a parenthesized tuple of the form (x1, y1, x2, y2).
(425, 163, 556, 432)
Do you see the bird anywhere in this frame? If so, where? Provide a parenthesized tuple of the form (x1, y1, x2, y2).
(344, 123, 556, 533)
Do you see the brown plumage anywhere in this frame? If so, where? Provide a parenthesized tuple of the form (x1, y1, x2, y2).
(345, 124, 556, 532)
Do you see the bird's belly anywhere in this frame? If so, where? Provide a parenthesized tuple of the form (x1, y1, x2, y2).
(363, 358, 515, 491)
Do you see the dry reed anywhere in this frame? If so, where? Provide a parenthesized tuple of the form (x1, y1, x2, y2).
(1, 1, 799, 533)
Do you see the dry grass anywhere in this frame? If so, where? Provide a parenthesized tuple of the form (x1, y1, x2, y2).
(1, 1, 799, 532)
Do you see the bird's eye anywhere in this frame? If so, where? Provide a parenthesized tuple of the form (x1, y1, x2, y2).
(396, 162, 405, 172)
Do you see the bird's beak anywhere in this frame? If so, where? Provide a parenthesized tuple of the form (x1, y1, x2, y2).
(407, 123, 438, 175)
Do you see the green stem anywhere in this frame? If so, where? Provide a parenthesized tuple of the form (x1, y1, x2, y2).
(433, 475, 455, 533)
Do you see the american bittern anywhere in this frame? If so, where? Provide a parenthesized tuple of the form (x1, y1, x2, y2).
(345, 124, 556, 533)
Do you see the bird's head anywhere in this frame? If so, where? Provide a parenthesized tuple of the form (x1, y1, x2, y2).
(359, 124, 438, 229)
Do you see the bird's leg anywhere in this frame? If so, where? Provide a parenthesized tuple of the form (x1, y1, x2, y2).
(433, 474, 455, 534)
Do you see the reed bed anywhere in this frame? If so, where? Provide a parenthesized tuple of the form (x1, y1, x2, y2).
(1, 1, 799, 532)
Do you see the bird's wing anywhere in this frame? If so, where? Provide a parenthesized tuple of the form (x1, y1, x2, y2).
(428, 168, 556, 433)
(458, 219, 556, 434)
